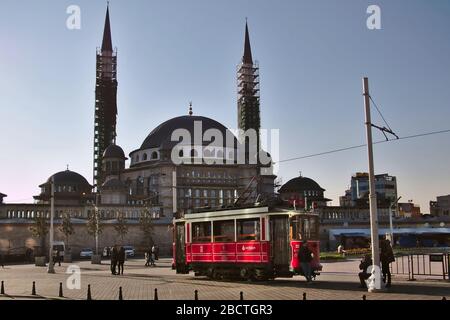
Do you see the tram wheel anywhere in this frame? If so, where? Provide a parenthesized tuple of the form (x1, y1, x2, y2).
(240, 268, 250, 280)
(212, 269, 222, 280)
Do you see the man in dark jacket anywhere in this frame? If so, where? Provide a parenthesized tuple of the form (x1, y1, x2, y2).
(298, 241, 313, 283)
(111, 245, 118, 275)
(358, 254, 372, 288)
(380, 240, 395, 288)
(117, 246, 126, 275)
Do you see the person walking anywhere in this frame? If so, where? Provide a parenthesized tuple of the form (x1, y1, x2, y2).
(145, 248, 151, 267)
(380, 239, 395, 288)
(298, 240, 313, 283)
(118, 246, 125, 275)
(53, 248, 61, 266)
(154, 245, 159, 260)
(111, 245, 118, 275)
(150, 245, 156, 267)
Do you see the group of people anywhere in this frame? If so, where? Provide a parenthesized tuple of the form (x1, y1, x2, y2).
(145, 245, 159, 267)
(110, 245, 126, 275)
(358, 239, 395, 288)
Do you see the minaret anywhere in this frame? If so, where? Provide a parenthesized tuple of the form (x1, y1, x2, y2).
(237, 21, 260, 145)
(93, 4, 118, 189)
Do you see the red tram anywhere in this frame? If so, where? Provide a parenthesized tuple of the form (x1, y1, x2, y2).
(173, 206, 322, 280)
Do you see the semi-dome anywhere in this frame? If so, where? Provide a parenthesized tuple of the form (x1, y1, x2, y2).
(103, 144, 126, 159)
(279, 176, 325, 193)
(138, 115, 237, 151)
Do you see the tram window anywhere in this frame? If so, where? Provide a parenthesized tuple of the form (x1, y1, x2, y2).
(192, 222, 211, 243)
(291, 216, 318, 240)
(213, 220, 235, 242)
(237, 218, 260, 241)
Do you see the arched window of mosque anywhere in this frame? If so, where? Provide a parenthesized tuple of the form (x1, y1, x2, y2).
(151, 151, 158, 160)
(228, 151, 234, 160)
(179, 149, 184, 157)
(216, 150, 223, 158)
(106, 161, 111, 172)
(143, 153, 148, 161)
(112, 161, 118, 171)
(135, 154, 140, 162)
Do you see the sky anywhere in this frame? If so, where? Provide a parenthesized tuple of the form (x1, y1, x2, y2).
(0, 0, 449, 211)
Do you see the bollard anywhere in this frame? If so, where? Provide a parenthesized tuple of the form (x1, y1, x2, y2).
(1, 281, 4, 295)
(32, 281, 36, 295)
(302, 292, 306, 301)
(87, 284, 92, 300)
(194, 290, 198, 300)
(240, 291, 244, 300)
(154, 288, 158, 300)
(119, 287, 123, 300)
(362, 295, 366, 300)
(59, 282, 63, 298)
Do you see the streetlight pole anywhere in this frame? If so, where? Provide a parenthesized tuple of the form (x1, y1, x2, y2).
(390, 196, 402, 245)
(363, 77, 380, 291)
(47, 176, 55, 273)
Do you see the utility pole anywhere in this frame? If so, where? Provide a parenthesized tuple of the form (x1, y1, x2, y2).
(362, 77, 380, 291)
(47, 176, 55, 274)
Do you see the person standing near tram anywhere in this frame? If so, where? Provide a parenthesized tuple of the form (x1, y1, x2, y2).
(298, 240, 313, 283)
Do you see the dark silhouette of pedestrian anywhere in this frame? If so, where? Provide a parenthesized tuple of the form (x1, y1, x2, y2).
(53, 248, 61, 266)
(154, 245, 159, 260)
(111, 245, 118, 275)
(298, 240, 313, 283)
(150, 245, 156, 266)
(145, 248, 151, 267)
(117, 246, 125, 275)
(358, 254, 372, 288)
(0, 251, 4, 268)
(380, 239, 395, 288)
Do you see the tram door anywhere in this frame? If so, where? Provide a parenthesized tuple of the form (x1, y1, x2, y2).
(269, 215, 291, 275)
(175, 222, 188, 274)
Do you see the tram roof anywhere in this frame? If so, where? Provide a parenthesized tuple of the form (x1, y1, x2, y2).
(176, 206, 319, 222)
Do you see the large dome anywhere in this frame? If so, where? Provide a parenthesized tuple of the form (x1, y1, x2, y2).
(45, 170, 91, 187)
(279, 176, 325, 193)
(138, 115, 237, 151)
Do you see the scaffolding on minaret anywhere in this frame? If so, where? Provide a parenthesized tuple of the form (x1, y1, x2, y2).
(237, 21, 261, 139)
(93, 4, 118, 190)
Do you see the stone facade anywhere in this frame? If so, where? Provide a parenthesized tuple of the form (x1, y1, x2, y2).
(0, 218, 172, 257)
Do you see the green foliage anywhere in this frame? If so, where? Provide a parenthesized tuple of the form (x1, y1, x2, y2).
(114, 211, 129, 242)
(59, 213, 75, 247)
(139, 210, 154, 247)
(86, 210, 104, 238)
(29, 215, 49, 239)
(29, 214, 49, 256)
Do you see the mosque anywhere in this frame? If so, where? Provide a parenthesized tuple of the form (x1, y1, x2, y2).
(0, 5, 280, 256)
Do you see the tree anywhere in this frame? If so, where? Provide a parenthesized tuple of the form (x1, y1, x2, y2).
(86, 210, 104, 254)
(29, 214, 48, 256)
(139, 210, 154, 248)
(59, 212, 75, 249)
(114, 212, 129, 244)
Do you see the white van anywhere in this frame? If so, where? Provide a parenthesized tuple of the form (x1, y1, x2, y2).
(52, 241, 65, 257)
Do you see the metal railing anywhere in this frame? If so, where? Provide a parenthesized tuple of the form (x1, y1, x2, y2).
(390, 253, 449, 281)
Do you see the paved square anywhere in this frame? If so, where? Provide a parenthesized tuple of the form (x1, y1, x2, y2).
(1, 258, 449, 300)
